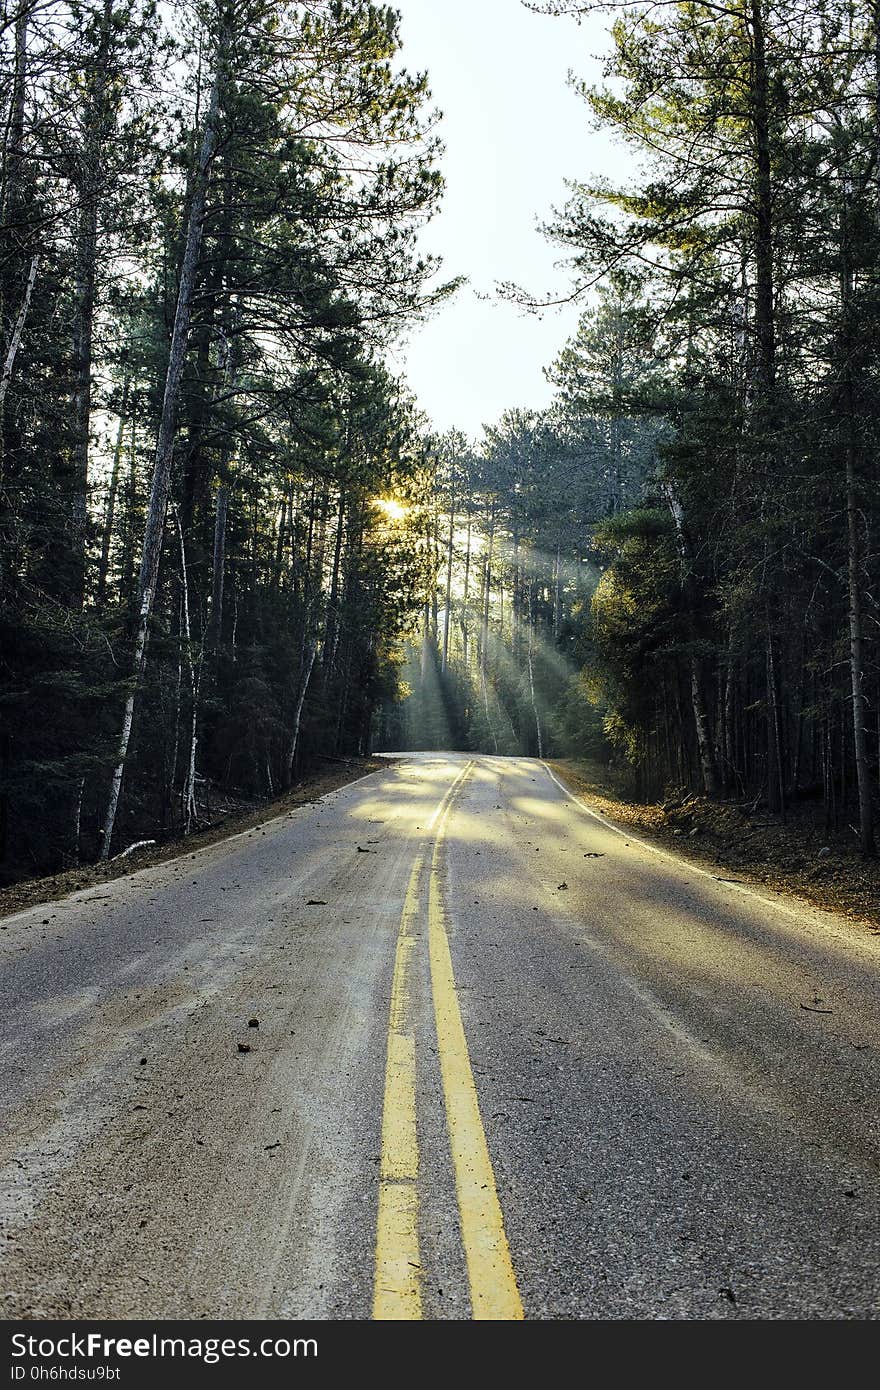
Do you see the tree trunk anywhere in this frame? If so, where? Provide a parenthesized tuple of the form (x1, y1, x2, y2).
(690, 662, 717, 798)
(0, 252, 36, 417)
(480, 505, 495, 696)
(840, 169, 875, 855)
(96, 380, 130, 604)
(790, 619, 807, 796)
(322, 489, 346, 673)
(0, 0, 31, 520)
(527, 585, 543, 757)
(480, 505, 497, 753)
(665, 483, 719, 794)
(511, 531, 520, 660)
(69, 0, 118, 606)
(845, 416, 874, 856)
(119, 414, 139, 604)
(460, 508, 472, 670)
(431, 510, 440, 644)
(287, 640, 318, 784)
(722, 629, 736, 792)
(0, 1, 29, 222)
(207, 479, 229, 654)
(441, 483, 455, 674)
(174, 508, 199, 834)
(748, 0, 776, 393)
(100, 67, 222, 859)
(765, 625, 786, 820)
(71, 776, 85, 867)
(874, 0, 880, 224)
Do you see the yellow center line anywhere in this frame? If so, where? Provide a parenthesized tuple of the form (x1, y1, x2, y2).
(373, 856, 423, 1320)
(429, 762, 525, 1321)
(373, 761, 475, 1320)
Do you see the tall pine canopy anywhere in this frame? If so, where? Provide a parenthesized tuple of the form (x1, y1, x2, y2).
(3, 0, 880, 875)
(0, 0, 450, 874)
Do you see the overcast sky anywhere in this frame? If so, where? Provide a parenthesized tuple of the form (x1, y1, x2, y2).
(388, 0, 621, 441)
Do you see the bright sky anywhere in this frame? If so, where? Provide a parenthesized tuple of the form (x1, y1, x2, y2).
(388, 0, 621, 442)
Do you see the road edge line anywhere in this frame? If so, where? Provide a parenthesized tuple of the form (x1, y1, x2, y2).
(540, 759, 840, 932)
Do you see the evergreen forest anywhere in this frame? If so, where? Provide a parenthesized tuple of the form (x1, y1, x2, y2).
(3, 0, 879, 882)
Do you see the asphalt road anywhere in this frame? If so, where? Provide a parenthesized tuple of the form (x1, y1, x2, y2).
(1, 752, 879, 1320)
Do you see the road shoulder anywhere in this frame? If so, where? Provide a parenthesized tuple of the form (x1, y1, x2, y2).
(0, 757, 390, 922)
(549, 758, 880, 934)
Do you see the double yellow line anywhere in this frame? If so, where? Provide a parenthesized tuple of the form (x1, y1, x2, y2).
(373, 762, 523, 1321)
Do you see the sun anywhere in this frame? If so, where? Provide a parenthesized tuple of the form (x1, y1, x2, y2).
(373, 496, 408, 523)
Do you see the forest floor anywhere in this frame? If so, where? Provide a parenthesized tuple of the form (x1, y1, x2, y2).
(551, 759, 880, 932)
(0, 756, 387, 920)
